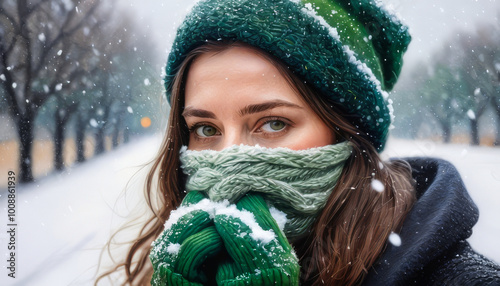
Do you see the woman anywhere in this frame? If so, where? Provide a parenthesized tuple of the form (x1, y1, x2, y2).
(97, 0, 500, 285)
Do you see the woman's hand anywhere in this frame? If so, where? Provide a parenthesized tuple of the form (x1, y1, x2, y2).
(151, 192, 300, 285)
(150, 191, 223, 285)
(214, 193, 300, 285)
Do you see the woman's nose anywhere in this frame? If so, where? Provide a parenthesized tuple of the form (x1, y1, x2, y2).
(219, 129, 250, 150)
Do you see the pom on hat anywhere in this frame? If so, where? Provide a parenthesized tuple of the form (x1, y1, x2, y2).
(164, 0, 411, 151)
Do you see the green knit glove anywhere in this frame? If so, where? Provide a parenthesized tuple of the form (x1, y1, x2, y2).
(150, 191, 224, 285)
(214, 193, 300, 285)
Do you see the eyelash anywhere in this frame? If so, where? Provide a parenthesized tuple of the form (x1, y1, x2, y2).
(256, 117, 292, 136)
(188, 122, 219, 142)
(187, 116, 292, 141)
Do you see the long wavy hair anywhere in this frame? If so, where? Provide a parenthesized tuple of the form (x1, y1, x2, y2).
(96, 41, 416, 286)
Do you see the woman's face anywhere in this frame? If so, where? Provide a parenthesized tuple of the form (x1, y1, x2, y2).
(183, 45, 335, 151)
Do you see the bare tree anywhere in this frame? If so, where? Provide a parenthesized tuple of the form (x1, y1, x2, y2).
(0, 0, 101, 182)
(418, 45, 466, 143)
(53, 93, 79, 171)
(470, 22, 500, 145)
(395, 20, 500, 145)
(457, 31, 493, 145)
(82, 13, 162, 155)
(391, 64, 428, 140)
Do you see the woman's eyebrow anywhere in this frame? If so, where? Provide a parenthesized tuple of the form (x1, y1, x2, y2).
(239, 100, 302, 116)
(182, 107, 216, 119)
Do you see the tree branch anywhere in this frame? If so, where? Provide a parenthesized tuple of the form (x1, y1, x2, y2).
(33, 1, 101, 76)
(0, 38, 22, 122)
(0, 6, 20, 33)
(25, 0, 51, 17)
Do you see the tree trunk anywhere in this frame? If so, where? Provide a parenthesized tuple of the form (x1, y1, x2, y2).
(112, 129, 120, 149)
(93, 104, 111, 155)
(112, 112, 123, 149)
(17, 114, 35, 183)
(54, 111, 64, 171)
(54, 101, 78, 170)
(94, 127, 106, 155)
(492, 96, 500, 146)
(76, 113, 86, 163)
(469, 118, 480, 145)
(123, 126, 130, 144)
(496, 119, 500, 146)
(440, 121, 452, 143)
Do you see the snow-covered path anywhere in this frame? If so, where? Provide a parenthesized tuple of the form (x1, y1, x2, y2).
(0, 135, 162, 286)
(0, 135, 498, 285)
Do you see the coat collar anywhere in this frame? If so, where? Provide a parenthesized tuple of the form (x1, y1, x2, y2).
(364, 158, 479, 285)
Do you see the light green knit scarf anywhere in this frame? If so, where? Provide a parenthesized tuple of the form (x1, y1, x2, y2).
(179, 141, 352, 240)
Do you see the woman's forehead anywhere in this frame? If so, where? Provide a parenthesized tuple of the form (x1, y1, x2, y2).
(182, 44, 315, 116)
(187, 45, 280, 81)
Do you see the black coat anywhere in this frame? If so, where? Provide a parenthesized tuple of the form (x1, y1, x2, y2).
(364, 158, 500, 285)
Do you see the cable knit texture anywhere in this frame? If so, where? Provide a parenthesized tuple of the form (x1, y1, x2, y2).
(179, 141, 352, 240)
(150, 192, 300, 285)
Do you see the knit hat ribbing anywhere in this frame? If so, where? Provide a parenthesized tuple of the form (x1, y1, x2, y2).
(164, 0, 411, 151)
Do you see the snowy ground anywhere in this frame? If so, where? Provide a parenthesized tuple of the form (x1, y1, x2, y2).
(0, 135, 499, 285)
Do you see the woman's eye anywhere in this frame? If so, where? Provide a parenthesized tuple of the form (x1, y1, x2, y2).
(262, 120, 286, 132)
(195, 125, 218, 137)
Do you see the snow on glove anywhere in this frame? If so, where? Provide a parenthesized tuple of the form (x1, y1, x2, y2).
(150, 191, 225, 285)
(214, 193, 300, 285)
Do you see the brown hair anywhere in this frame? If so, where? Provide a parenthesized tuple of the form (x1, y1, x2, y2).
(96, 41, 415, 285)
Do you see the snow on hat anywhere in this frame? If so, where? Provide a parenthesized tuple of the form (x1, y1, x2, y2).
(164, 0, 411, 151)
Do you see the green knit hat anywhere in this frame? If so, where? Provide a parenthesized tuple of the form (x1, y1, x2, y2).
(164, 0, 411, 151)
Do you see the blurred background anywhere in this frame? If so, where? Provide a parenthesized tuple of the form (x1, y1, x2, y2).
(0, 0, 499, 285)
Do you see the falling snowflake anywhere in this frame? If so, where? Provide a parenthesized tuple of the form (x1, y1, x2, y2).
(371, 179, 385, 192)
(38, 33, 46, 42)
(467, 109, 476, 120)
(388, 233, 402, 247)
(89, 118, 98, 127)
(474, 88, 481, 96)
